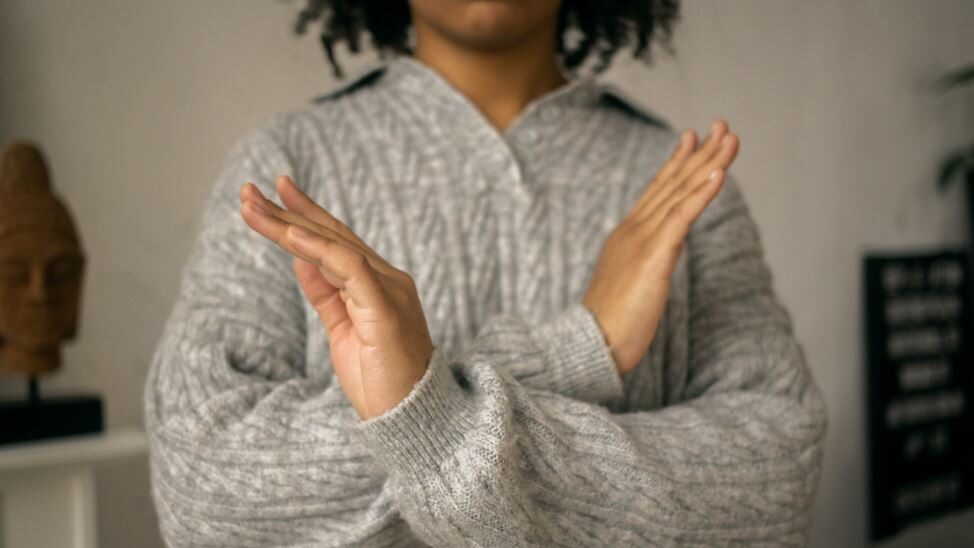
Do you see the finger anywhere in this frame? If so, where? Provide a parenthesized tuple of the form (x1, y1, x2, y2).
(650, 167, 726, 243)
(648, 132, 739, 223)
(291, 256, 350, 333)
(286, 224, 387, 310)
(671, 118, 729, 184)
(242, 182, 386, 268)
(684, 133, 740, 192)
(241, 183, 332, 239)
(651, 133, 739, 227)
(292, 255, 365, 405)
(627, 118, 725, 225)
(654, 129, 697, 183)
(631, 129, 737, 227)
(294, 254, 364, 415)
(240, 200, 355, 289)
(275, 175, 375, 253)
(624, 129, 696, 221)
(640, 120, 727, 220)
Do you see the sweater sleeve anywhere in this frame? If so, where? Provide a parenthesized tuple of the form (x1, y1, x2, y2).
(144, 123, 415, 547)
(354, 173, 829, 547)
(450, 302, 625, 408)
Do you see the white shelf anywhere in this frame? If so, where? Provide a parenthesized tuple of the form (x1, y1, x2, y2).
(0, 428, 147, 471)
(0, 428, 149, 548)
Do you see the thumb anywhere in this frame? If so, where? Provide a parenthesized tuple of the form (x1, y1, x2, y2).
(292, 257, 349, 332)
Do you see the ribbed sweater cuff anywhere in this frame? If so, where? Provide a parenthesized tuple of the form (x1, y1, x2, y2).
(530, 301, 624, 406)
(355, 346, 478, 478)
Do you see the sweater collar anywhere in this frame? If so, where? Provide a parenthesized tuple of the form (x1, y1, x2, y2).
(383, 54, 602, 114)
(313, 54, 669, 130)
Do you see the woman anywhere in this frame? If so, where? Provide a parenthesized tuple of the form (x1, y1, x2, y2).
(145, 1, 828, 546)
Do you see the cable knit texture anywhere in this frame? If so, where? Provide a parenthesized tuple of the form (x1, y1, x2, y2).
(145, 54, 828, 547)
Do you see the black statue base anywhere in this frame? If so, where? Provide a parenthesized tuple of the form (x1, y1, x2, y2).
(0, 394, 103, 445)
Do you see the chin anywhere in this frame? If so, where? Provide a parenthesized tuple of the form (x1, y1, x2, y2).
(414, 0, 561, 50)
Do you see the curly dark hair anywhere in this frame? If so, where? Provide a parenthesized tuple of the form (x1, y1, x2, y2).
(293, 1, 681, 78)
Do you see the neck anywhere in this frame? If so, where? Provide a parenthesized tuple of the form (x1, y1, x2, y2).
(0, 344, 61, 377)
(412, 24, 567, 132)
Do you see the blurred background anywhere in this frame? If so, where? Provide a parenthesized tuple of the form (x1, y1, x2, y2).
(1, 1, 973, 546)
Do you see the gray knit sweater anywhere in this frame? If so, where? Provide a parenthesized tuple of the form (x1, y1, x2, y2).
(145, 55, 827, 547)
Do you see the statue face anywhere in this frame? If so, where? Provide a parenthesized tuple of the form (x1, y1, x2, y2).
(0, 229, 84, 350)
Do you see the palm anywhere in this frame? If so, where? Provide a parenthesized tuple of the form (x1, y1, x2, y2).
(292, 258, 366, 415)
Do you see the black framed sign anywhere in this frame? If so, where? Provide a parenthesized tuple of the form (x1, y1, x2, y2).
(864, 250, 974, 541)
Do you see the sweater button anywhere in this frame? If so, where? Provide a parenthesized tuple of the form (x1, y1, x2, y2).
(485, 150, 508, 171)
(539, 105, 560, 123)
(517, 127, 540, 146)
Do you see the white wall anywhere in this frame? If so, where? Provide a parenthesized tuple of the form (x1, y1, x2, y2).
(1, 1, 972, 547)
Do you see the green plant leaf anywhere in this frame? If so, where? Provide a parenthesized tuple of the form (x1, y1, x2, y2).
(937, 63, 974, 92)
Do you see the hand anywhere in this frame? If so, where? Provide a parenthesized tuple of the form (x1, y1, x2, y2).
(238, 175, 434, 420)
(581, 118, 740, 375)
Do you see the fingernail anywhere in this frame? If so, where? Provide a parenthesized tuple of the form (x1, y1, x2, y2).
(709, 169, 722, 181)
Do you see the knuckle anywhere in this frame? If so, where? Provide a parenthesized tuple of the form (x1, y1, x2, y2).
(674, 173, 692, 188)
(666, 202, 690, 225)
(647, 233, 682, 260)
(665, 154, 686, 171)
(350, 253, 372, 273)
(610, 223, 634, 242)
(308, 235, 332, 255)
(695, 161, 718, 180)
(666, 240, 684, 259)
(402, 271, 418, 290)
(395, 269, 417, 291)
(279, 229, 297, 248)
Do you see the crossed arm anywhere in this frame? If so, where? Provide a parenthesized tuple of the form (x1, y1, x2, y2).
(145, 123, 826, 547)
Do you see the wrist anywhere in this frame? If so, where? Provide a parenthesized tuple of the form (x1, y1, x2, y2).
(361, 347, 434, 420)
(530, 302, 624, 406)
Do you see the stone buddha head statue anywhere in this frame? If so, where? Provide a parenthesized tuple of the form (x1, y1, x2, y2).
(0, 142, 85, 377)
